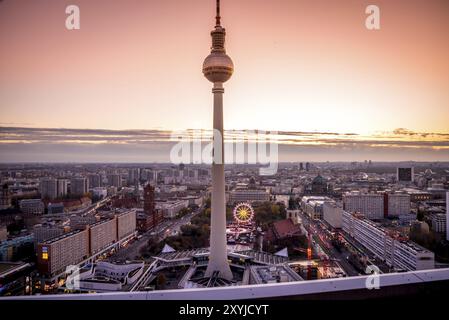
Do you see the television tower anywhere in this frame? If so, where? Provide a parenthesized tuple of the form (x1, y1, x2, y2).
(203, 0, 234, 280)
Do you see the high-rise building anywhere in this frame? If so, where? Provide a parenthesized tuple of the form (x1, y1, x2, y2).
(33, 224, 65, 243)
(429, 214, 446, 235)
(202, 0, 233, 280)
(41, 178, 68, 199)
(387, 193, 411, 217)
(116, 210, 137, 240)
(40, 178, 58, 199)
(141, 184, 163, 230)
(0, 183, 11, 210)
(397, 167, 414, 183)
(38, 210, 137, 277)
(107, 174, 122, 189)
(143, 184, 155, 215)
(323, 201, 343, 228)
(89, 218, 117, 254)
(88, 174, 102, 189)
(37, 230, 89, 276)
(343, 192, 384, 220)
(127, 168, 140, 185)
(56, 179, 68, 198)
(70, 177, 89, 196)
(342, 211, 434, 271)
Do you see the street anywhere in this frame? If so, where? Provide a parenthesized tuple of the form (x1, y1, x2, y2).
(299, 210, 362, 277)
(109, 207, 203, 262)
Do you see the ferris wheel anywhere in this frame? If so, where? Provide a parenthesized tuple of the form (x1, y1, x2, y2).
(233, 202, 255, 224)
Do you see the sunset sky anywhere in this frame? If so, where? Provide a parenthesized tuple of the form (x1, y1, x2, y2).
(0, 0, 448, 162)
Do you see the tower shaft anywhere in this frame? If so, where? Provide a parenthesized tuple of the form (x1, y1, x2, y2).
(205, 83, 233, 280)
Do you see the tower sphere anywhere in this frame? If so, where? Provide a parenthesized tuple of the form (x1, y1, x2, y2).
(203, 52, 234, 83)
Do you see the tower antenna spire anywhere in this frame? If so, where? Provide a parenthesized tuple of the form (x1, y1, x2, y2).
(216, 0, 221, 26)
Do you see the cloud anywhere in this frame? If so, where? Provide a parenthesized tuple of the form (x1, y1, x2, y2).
(391, 128, 449, 138)
(0, 126, 448, 162)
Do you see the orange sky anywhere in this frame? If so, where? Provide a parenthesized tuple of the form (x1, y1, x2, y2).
(0, 0, 448, 161)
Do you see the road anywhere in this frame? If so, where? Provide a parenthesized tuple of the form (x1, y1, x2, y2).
(299, 210, 361, 277)
(110, 207, 203, 262)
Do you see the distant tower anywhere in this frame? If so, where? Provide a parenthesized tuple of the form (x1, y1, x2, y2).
(0, 183, 11, 210)
(203, 0, 234, 280)
(143, 184, 155, 215)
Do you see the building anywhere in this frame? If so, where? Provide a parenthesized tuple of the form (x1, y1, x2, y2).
(249, 265, 303, 284)
(37, 210, 137, 277)
(387, 193, 411, 217)
(89, 218, 117, 254)
(429, 214, 446, 235)
(301, 196, 333, 220)
(0, 184, 11, 210)
(48, 202, 64, 214)
(286, 209, 301, 225)
(107, 174, 122, 189)
(70, 177, 89, 196)
(266, 219, 302, 242)
(127, 168, 140, 185)
(0, 226, 7, 242)
(160, 200, 189, 219)
(0, 234, 34, 262)
(40, 178, 58, 199)
(342, 211, 434, 271)
(70, 215, 97, 230)
(66, 261, 144, 292)
(40, 178, 68, 200)
(397, 167, 414, 183)
(56, 179, 68, 198)
(37, 230, 90, 276)
(229, 189, 270, 204)
(19, 199, 44, 215)
(92, 187, 107, 199)
(143, 184, 155, 215)
(403, 188, 432, 202)
(305, 175, 328, 195)
(136, 210, 160, 232)
(343, 192, 384, 220)
(88, 174, 102, 189)
(33, 224, 65, 243)
(323, 201, 343, 228)
(116, 210, 137, 240)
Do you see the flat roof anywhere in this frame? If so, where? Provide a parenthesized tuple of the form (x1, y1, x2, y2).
(40, 229, 86, 245)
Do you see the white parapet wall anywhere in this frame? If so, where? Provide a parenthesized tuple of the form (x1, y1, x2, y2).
(4, 268, 449, 300)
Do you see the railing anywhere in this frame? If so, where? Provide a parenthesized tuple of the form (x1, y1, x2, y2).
(4, 267, 449, 300)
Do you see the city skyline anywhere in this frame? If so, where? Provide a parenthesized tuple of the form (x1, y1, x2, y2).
(1, 0, 449, 162)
